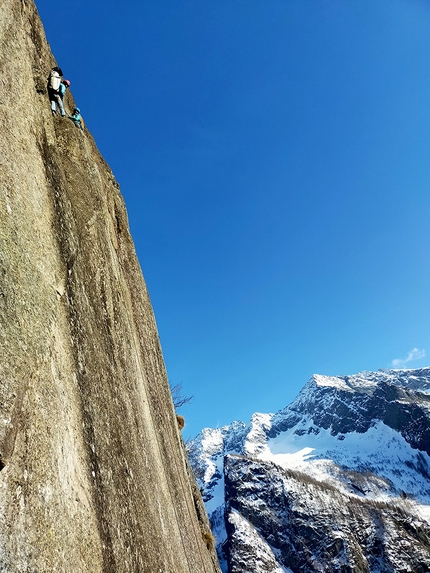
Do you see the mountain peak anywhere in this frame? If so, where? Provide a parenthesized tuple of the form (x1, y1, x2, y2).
(189, 367, 430, 572)
(298, 367, 430, 400)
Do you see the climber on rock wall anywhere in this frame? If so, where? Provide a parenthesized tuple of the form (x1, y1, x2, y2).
(59, 79, 70, 110)
(47, 66, 66, 116)
(68, 107, 85, 131)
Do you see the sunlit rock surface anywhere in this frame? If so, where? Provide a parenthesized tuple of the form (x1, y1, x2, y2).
(189, 368, 430, 572)
(0, 2, 220, 572)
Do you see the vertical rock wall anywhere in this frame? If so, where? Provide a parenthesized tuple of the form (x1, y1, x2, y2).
(0, 2, 220, 572)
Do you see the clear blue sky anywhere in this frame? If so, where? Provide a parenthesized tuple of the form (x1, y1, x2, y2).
(36, 0, 430, 438)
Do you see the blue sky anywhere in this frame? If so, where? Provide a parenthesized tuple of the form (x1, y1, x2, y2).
(36, 0, 430, 438)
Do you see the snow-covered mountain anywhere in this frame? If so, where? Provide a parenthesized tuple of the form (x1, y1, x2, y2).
(188, 368, 430, 572)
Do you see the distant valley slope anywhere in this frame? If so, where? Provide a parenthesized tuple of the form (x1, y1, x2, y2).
(188, 368, 430, 573)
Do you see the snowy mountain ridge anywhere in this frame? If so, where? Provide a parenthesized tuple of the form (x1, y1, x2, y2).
(311, 368, 430, 393)
(188, 368, 430, 572)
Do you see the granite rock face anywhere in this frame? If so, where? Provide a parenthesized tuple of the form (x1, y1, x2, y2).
(0, 2, 220, 572)
(189, 369, 430, 572)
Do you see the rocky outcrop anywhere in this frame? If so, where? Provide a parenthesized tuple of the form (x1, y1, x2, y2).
(276, 369, 430, 453)
(0, 1, 220, 572)
(189, 369, 430, 572)
(224, 456, 430, 573)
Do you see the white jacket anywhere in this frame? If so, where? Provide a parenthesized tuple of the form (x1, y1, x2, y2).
(49, 70, 61, 91)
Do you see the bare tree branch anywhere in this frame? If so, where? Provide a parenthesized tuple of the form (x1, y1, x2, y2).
(170, 382, 193, 410)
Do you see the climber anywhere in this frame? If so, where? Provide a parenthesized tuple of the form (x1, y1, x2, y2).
(68, 107, 85, 131)
(47, 66, 65, 116)
(55, 78, 70, 117)
(59, 79, 70, 106)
